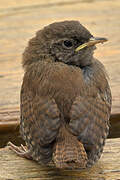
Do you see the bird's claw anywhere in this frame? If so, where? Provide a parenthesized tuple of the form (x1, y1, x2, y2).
(8, 141, 32, 160)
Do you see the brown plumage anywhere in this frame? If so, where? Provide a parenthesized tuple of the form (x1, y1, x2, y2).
(8, 20, 112, 169)
(53, 126, 88, 168)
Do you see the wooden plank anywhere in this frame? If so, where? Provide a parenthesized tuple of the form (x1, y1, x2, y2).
(0, 0, 120, 115)
(0, 107, 19, 132)
(109, 114, 120, 138)
(0, 107, 120, 139)
(0, 138, 120, 180)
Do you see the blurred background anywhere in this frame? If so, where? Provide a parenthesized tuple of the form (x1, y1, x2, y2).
(0, 0, 120, 112)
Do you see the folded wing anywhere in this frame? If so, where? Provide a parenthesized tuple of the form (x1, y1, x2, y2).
(20, 85, 60, 163)
(69, 88, 111, 166)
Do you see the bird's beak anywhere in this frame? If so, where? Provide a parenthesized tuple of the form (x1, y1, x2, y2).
(75, 37, 108, 52)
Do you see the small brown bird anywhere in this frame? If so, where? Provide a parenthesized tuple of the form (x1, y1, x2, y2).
(8, 20, 112, 169)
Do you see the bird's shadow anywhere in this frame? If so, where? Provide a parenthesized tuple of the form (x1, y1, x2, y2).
(35, 162, 105, 180)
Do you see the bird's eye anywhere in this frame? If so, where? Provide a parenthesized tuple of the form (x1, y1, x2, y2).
(63, 40, 73, 48)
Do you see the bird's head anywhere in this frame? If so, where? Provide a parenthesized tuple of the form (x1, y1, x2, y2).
(23, 21, 107, 68)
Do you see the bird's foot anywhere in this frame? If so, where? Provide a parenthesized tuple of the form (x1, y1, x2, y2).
(8, 141, 32, 160)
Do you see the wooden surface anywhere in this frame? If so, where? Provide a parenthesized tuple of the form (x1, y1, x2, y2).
(0, 107, 19, 132)
(0, 0, 120, 115)
(0, 107, 120, 139)
(0, 3, 120, 179)
(0, 138, 120, 180)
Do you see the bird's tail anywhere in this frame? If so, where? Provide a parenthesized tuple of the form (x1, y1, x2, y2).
(53, 126, 88, 169)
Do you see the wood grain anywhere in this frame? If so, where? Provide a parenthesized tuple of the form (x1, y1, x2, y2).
(0, 0, 120, 136)
(0, 138, 120, 180)
(0, 0, 120, 114)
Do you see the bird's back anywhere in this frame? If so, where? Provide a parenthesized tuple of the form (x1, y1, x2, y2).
(20, 60, 111, 168)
